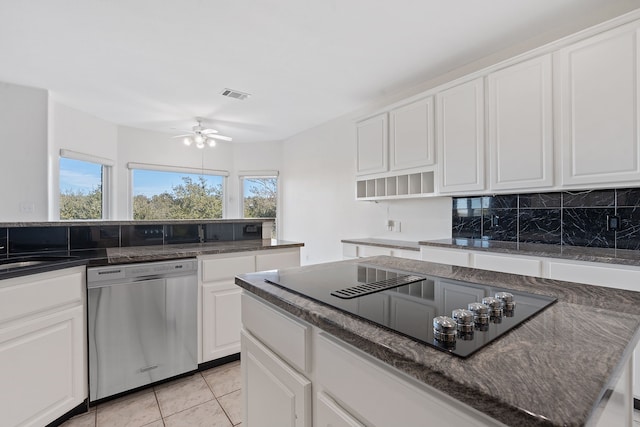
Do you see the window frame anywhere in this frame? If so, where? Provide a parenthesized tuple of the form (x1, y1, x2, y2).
(239, 170, 279, 238)
(127, 162, 229, 220)
(58, 149, 114, 220)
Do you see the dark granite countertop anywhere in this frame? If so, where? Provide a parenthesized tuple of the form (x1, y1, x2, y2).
(420, 238, 640, 267)
(236, 256, 640, 427)
(0, 240, 303, 280)
(341, 238, 421, 251)
(103, 239, 304, 264)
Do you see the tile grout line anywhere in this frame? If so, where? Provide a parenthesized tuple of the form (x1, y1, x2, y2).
(202, 370, 236, 427)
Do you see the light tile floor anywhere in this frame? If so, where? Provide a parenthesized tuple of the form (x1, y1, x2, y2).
(61, 360, 241, 427)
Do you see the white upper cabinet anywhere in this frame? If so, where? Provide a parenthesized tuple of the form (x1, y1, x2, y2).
(389, 97, 435, 171)
(356, 113, 388, 175)
(558, 24, 640, 186)
(437, 78, 485, 193)
(488, 54, 554, 191)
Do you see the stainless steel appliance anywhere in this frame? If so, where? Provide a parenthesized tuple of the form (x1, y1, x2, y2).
(265, 263, 556, 358)
(87, 259, 198, 402)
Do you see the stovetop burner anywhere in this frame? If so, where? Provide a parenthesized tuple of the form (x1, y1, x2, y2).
(264, 263, 557, 358)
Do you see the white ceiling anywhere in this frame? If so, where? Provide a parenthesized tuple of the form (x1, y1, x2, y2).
(1, 0, 639, 144)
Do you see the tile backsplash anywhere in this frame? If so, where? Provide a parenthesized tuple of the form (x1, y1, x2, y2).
(452, 188, 640, 249)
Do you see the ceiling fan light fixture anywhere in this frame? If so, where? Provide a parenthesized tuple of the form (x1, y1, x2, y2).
(207, 139, 216, 147)
(196, 140, 205, 149)
(194, 134, 204, 144)
(183, 137, 192, 146)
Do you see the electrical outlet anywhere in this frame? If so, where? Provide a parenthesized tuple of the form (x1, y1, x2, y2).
(394, 221, 402, 232)
(387, 220, 394, 231)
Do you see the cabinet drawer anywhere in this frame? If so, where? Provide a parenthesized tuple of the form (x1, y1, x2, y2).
(473, 253, 541, 277)
(342, 244, 359, 259)
(255, 250, 300, 272)
(359, 246, 392, 257)
(201, 255, 255, 282)
(0, 267, 84, 324)
(547, 260, 640, 292)
(315, 333, 503, 426)
(421, 247, 469, 267)
(241, 292, 309, 373)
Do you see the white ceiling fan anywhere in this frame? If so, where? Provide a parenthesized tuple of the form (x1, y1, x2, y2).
(173, 119, 232, 148)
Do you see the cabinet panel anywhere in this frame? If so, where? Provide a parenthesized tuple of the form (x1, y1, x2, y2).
(316, 392, 365, 427)
(202, 255, 255, 282)
(473, 253, 542, 277)
(356, 114, 388, 175)
(547, 260, 640, 292)
(437, 78, 485, 193)
(389, 97, 435, 171)
(255, 250, 300, 272)
(488, 55, 553, 190)
(202, 284, 241, 362)
(0, 268, 83, 324)
(315, 332, 504, 427)
(242, 293, 309, 373)
(242, 331, 311, 427)
(421, 246, 470, 267)
(0, 306, 85, 427)
(559, 25, 640, 185)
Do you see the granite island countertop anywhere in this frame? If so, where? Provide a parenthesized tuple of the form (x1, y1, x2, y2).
(236, 256, 640, 427)
(420, 238, 640, 267)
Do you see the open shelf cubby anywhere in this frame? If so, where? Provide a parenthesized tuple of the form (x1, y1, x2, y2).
(356, 171, 435, 200)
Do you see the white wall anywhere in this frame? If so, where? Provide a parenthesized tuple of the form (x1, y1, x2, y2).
(0, 82, 48, 221)
(229, 141, 283, 219)
(116, 126, 235, 219)
(280, 115, 451, 265)
(48, 100, 118, 219)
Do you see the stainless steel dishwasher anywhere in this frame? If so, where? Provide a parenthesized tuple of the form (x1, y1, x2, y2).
(87, 258, 198, 402)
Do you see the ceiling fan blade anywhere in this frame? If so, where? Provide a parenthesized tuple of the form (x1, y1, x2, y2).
(207, 134, 233, 141)
(201, 129, 219, 134)
(172, 134, 192, 138)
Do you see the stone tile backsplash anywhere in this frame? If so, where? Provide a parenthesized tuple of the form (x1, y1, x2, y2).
(452, 188, 640, 249)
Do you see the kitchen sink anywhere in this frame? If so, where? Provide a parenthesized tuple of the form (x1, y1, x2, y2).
(0, 256, 79, 272)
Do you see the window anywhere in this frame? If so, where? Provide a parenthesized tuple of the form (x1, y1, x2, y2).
(59, 150, 112, 220)
(241, 173, 278, 237)
(130, 164, 227, 220)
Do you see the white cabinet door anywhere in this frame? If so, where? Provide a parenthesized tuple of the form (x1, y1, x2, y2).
(202, 283, 242, 362)
(558, 24, 640, 186)
(488, 54, 553, 190)
(356, 113, 388, 175)
(437, 78, 485, 193)
(0, 306, 85, 427)
(241, 330, 311, 427)
(316, 392, 365, 427)
(389, 97, 435, 171)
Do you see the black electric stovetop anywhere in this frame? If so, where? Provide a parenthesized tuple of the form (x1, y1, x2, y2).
(265, 263, 556, 358)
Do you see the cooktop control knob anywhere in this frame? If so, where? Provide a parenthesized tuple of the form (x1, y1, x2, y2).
(482, 296, 503, 317)
(452, 308, 474, 334)
(433, 316, 457, 343)
(468, 302, 490, 325)
(495, 292, 515, 311)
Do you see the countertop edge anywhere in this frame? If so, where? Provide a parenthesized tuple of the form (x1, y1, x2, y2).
(341, 238, 421, 251)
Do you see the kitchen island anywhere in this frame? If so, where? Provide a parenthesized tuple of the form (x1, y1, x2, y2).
(236, 256, 640, 427)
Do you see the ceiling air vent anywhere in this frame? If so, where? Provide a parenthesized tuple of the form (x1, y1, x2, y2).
(220, 88, 251, 100)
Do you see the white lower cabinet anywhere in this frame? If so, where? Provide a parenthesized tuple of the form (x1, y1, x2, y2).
(241, 292, 312, 427)
(314, 332, 506, 427)
(0, 267, 86, 427)
(241, 330, 311, 427)
(199, 248, 300, 364)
